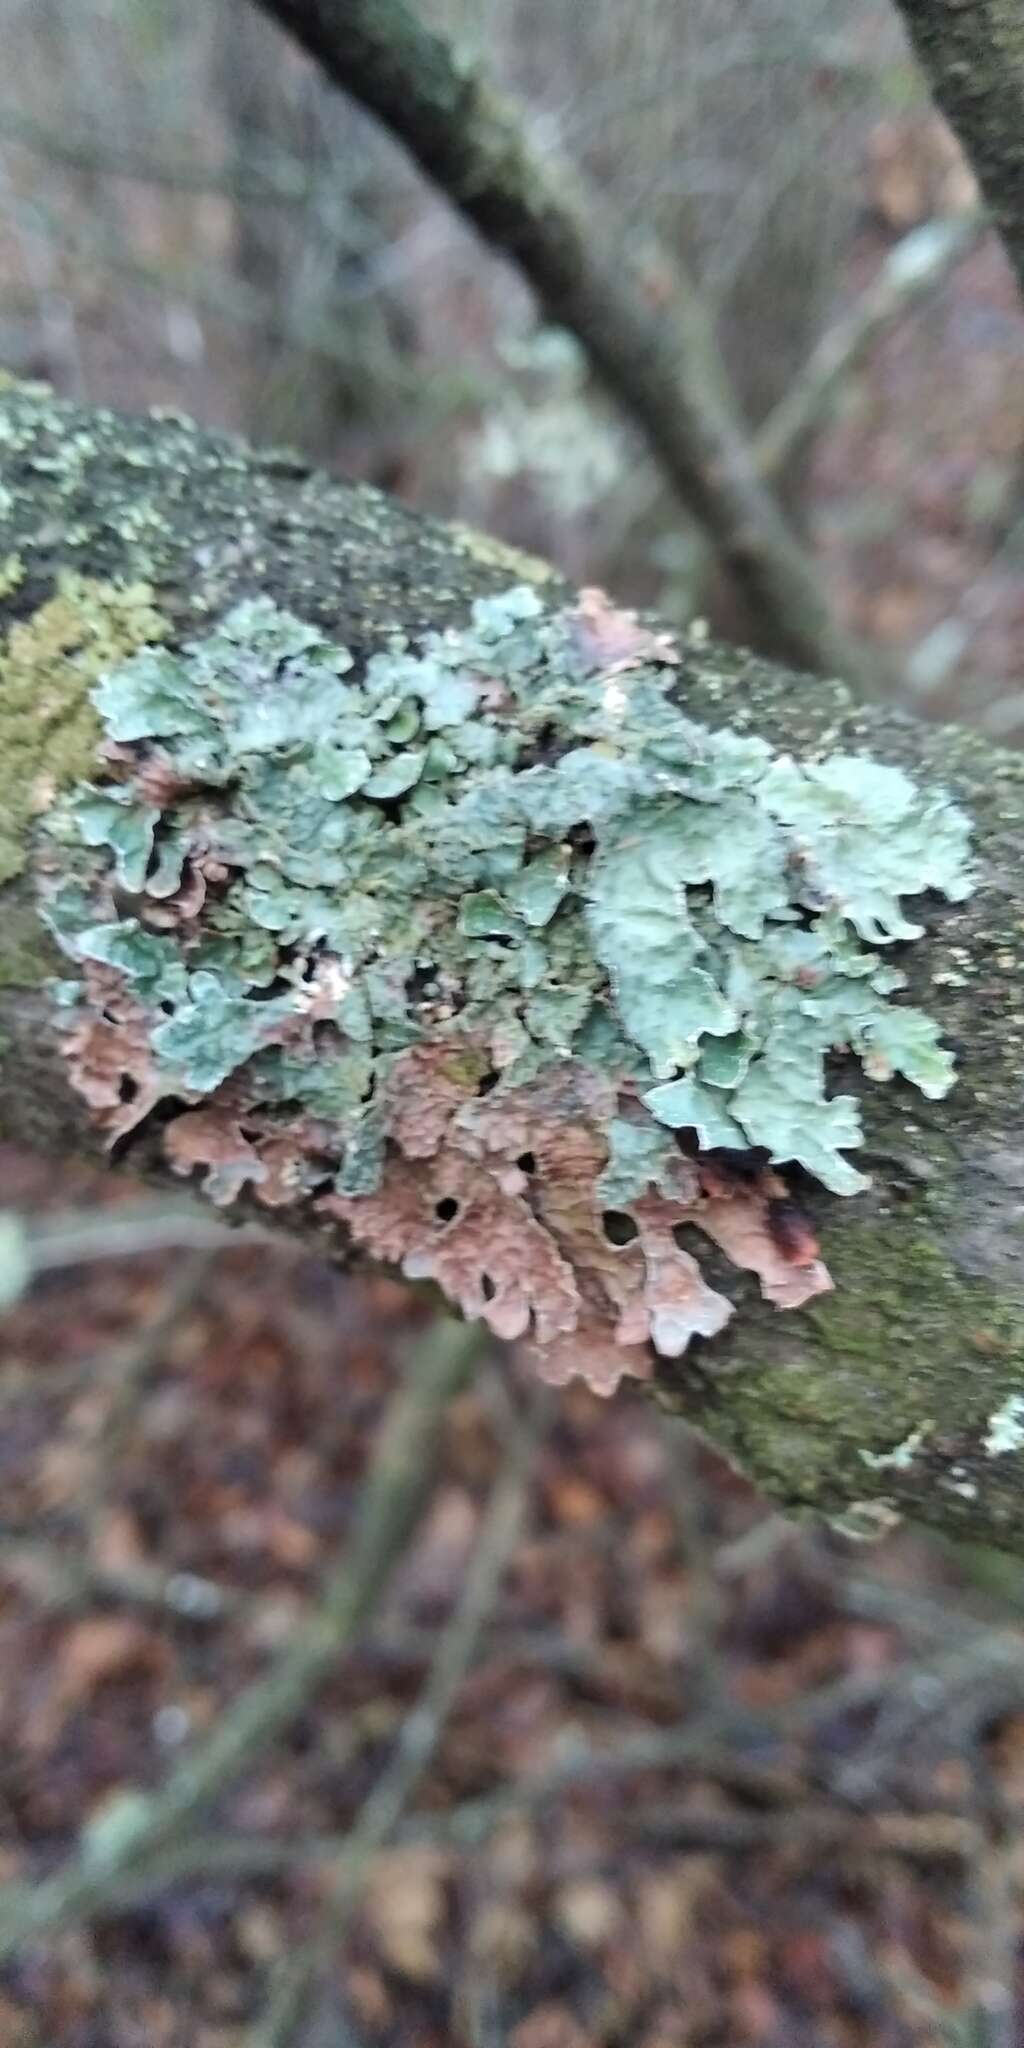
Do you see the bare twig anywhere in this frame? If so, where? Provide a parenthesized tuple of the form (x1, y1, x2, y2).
(755, 211, 987, 480)
(72, 1249, 215, 1531)
(0, 1315, 485, 1959)
(653, 1408, 725, 1717)
(7, 184, 486, 420)
(0, 1538, 245, 1624)
(250, 0, 889, 690)
(250, 1383, 550, 2045)
(20, 1197, 257, 1270)
(48, 1793, 981, 1918)
(0, 105, 311, 204)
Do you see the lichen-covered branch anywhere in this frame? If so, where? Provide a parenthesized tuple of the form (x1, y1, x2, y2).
(2, 383, 1024, 1551)
(892, 0, 1024, 302)
(248, 0, 888, 693)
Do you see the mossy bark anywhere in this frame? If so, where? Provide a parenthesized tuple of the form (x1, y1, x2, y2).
(2, 382, 1024, 1548)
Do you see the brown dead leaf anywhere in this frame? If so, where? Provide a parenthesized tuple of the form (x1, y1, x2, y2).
(867, 114, 978, 231)
(364, 1845, 451, 1983)
(26, 1614, 170, 1754)
(0, 1995, 36, 2048)
(554, 1878, 621, 1950)
(57, 1616, 167, 1703)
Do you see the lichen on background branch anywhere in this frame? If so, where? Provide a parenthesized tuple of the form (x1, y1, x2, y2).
(41, 584, 973, 1393)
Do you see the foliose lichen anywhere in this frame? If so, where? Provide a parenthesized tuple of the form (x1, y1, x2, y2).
(39, 583, 973, 1391)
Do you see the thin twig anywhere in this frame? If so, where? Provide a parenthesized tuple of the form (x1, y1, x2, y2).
(0, 1538, 245, 1624)
(75, 1248, 215, 1528)
(755, 211, 986, 479)
(51, 1797, 982, 1918)
(23, 1198, 265, 1269)
(249, 1384, 551, 2045)
(0, 106, 310, 203)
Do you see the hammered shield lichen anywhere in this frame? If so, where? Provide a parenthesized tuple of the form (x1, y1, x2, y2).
(39, 585, 973, 1389)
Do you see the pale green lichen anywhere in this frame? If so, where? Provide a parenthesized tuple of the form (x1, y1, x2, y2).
(859, 1421, 933, 1472)
(984, 1393, 1024, 1455)
(44, 586, 971, 1187)
(34, 593, 974, 1392)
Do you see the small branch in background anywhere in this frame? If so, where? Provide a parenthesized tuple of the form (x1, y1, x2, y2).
(0, 104, 312, 205)
(891, 0, 1024, 303)
(0, 1538, 245, 1626)
(6, 182, 488, 428)
(653, 1408, 726, 1718)
(0, 142, 84, 396)
(755, 210, 987, 481)
(0, 1315, 485, 1958)
(8, 1196, 263, 1275)
(250, 1383, 551, 2047)
(250, 0, 891, 692)
(72, 1248, 215, 1531)
(58, 1773, 983, 1915)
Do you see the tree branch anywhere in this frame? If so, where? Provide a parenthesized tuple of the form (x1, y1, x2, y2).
(891, 0, 1024, 301)
(1, 384, 1024, 1551)
(248, 0, 889, 691)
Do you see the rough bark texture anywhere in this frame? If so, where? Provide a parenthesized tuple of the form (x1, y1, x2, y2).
(2, 381, 1024, 1550)
(249, 0, 888, 694)
(893, 0, 1024, 301)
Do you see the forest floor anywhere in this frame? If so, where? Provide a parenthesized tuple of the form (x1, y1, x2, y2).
(2, 1146, 1024, 2048)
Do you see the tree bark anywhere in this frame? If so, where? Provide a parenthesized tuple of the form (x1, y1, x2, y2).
(1, 380, 1024, 1550)
(892, 0, 1024, 302)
